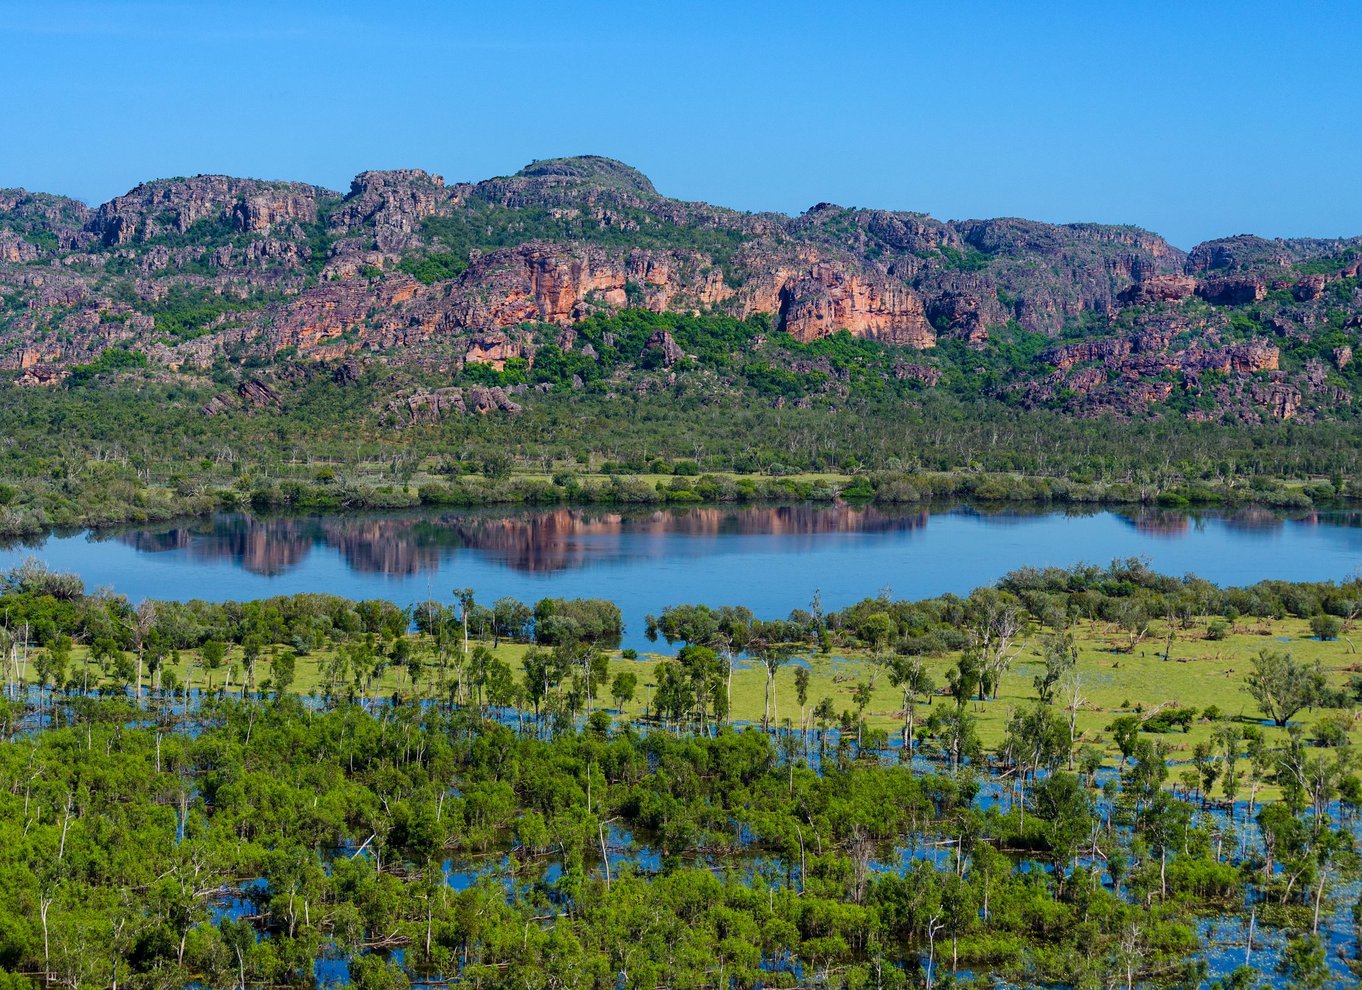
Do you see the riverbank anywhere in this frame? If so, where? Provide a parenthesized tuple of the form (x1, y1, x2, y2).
(7, 559, 1362, 789)
(1, 460, 1351, 539)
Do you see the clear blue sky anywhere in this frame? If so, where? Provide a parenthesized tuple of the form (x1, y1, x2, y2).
(3, 1, 1360, 248)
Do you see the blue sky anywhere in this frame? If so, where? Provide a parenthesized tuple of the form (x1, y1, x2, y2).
(3, 0, 1360, 248)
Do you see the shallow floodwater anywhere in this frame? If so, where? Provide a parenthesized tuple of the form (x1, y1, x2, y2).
(4, 501, 1362, 652)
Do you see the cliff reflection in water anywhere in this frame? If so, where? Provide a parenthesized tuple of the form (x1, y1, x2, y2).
(104, 503, 942, 578)
(1115, 506, 1349, 539)
(86, 502, 1362, 588)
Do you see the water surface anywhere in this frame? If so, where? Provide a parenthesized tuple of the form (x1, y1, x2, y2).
(4, 502, 1362, 652)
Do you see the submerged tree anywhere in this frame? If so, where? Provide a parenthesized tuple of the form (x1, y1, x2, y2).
(888, 654, 934, 753)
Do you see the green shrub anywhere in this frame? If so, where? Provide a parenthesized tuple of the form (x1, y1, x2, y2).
(1310, 614, 1343, 640)
(398, 251, 467, 284)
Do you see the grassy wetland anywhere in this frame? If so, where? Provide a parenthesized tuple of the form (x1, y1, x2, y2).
(2, 557, 1362, 987)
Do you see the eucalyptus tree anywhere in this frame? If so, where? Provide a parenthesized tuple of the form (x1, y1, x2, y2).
(1246, 649, 1325, 727)
(492, 596, 532, 645)
(793, 665, 811, 742)
(999, 703, 1069, 828)
(200, 640, 226, 693)
(964, 588, 1024, 701)
(610, 670, 637, 712)
(851, 681, 873, 746)
(1033, 631, 1077, 704)
(453, 587, 475, 656)
(129, 599, 157, 703)
(888, 654, 933, 753)
(757, 643, 792, 731)
(926, 705, 981, 774)
(677, 644, 725, 734)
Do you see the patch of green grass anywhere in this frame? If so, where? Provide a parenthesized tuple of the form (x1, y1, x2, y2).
(69, 610, 1358, 806)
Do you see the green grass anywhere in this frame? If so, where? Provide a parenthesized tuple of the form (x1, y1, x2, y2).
(58, 610, 1360, 806)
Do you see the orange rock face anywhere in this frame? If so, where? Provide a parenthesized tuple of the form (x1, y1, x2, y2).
(232, 193, 319, 233)
(267, 275, 429, 353)
(525, 246, 627, 320)
(1253, 381, 1301, 420)
(247, 247, 944, 363)
(447, 243, 727, 332)
(776, 264, 935, 348)
(1229, 341, 1278, 373)
(629, 251, 734, 311)
(464, 330, 533, 370)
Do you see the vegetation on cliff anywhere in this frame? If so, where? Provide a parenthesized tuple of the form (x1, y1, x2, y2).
(1, 308, 1361, 536)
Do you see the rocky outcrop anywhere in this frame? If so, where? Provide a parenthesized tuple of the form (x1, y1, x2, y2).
(239, 378, 281, 407)
(1118, 274, 1196, 305)
(204, 377, 282, 415)
(437, 242, 731, 333)
(5, 156, 1362, 425)
(1226, 341, 1279, 373)
(1293, 274, 1327, 301)
(233, 191, 321, 234)
(776, 264, 934, 347)
(1046, 337, 1133, 372)
(332, 358, 361, 385)
(1196, 275, 1267, 306)
(892, 363, 943, 385)
(925, 290, 994, 344)
(1252, 381, 1301, 420)
(1186, 236, 1293, 274)
(1304, 359, 1330, 392)
(0, 188, 91, 253)
(263, 275, 426, 355)
(642, 329, 683, 367)
(482, 156, 659, 206)
(0, 231, 39, 264)
(464, 330, 534, 370)
(88, 176, 334, 245)
(328, 169, 448, 253)
(1129, 381, 1175, 405)
(398, 385, 522, 422)
(1047, 333, 1276, 376)
(14, 364, 65, 386)
(1186, 234, 1362, 274)
(1064, 367, 1107, 396)
(201, 393, 234, 416)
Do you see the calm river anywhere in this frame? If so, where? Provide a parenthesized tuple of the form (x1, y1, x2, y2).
(4, 502, 1362, 652)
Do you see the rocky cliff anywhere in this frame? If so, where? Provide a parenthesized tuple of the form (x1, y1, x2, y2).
(3, 156, 1361, 423)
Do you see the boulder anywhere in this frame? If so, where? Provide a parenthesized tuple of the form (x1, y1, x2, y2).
(641, 329, 683, 367)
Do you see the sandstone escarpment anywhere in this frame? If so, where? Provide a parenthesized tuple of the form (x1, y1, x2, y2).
(88, 175, 336, 246)
(1185, 234, 1362, 274)
(776, 264, 934, 347)
(442, 242, 730, 332)
(4, 156, 1362, 426)
(328, 169, 450, 253)
(0, 188, 92, 253)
